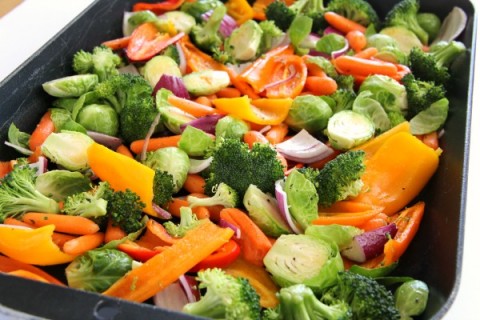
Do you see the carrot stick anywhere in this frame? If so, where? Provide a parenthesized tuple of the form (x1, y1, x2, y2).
(183, 174, 206, 194)
(102, 36, 131, 50)
(130, 135, 181, 154)
(29, 110, 55, 151)
(360, 212, 389, 232)
(22, 213, 100, 235)
(304, 75, 338, 96)
(51, 232, 77, 248)
(334, 55, 398, 77)
(167, 94, 222, 117)
(216, 87, 242, 98)
(243, 130, 269, 148)
(166, 197, 211, 219)
(103, 220, 234, 302)
(311, 210, 380, 227)
(324, 11, 366, 34)
(116, 144, 134, 158)
(105, 218, 127, 243)
(220, 208, 272, 266)
(63, 232, 105, 255)
(354, 47, 378, 59)
(265, 124, 289, 145)
(0, 255, 64, 285)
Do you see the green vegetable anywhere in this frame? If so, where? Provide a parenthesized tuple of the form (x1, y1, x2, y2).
(417, 12, 441, 41)
(104, 187, 146, 234)
(0, 163, 60, 222)
(42, 74, 99, 98)
(142, 55, 182, 88)
(320, 271, 401, 320)
(204, 138, 285, 198)
(159, 106, 196, 134)
(76, 104, 119, 136)
(215, 115, 250, 141)
(35, 170, 91, 202)
(225, 20, 263, 62)
(265, 0, 326, 33)
(264, 0, 296, 32)
(409, 97, 449, 135)
(190, 5, 226, 53)
(187, 182, 239, 208)
(384, 0, 429, 45)
(288, 15, 313, 55)
(264, 234, 344, 293)
(62, 181, 110, 223)
(366, 34, 407, 64)
(359, 75, 408, 115)
(315, 33, 347, 55)
(7, 123, 31, 155)
(183, 268, 261, 319)
(402, 73, 446, 118)
(258, 20, 284, 54)
(159, 11, 196, 34)
(305, 225, 362, 250)
(330, 89, 356, 114)
(285, 94, 333, 133)
(124, 10, 158, 36)
(352, 91, 392, 133)
(242, 184, 291, 237)
(41, 131, 94, 171)
(72, 46, 122, 82)
(153, 170, 175, 207)
(275, 284, 352, 320)
(183, 70, 230, 96)
(178, 125, 214, 157)
(325, 110, 375, 151)
(379, 26, 423, 55)
(326, 0, 380, 29)
(49, 108, 86, 134)
(394, 280, 429, 318)
(65, 248, 135, 292)
(284, 169, 318, 230)
(163, 206, 204, 238)
(143, 147, 190, 193)
(180, 0, 223, 22)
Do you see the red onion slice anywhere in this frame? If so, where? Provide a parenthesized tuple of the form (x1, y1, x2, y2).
(179, 275, 199, 303)
(180, 114, 224, 135)
(219, 218, 242, 239)
(152, 203, 173, 220)
(275, 129, 335, 164)
(86, 131, 123, 150)
(274, 179, 302, 234)
(201, 10, 238, 38)
(153, 74, 190, 99)
(188, 157, 213, 174)
(153, 280, 189, 311)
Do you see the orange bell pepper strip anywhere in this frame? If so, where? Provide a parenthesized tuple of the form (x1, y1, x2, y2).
(87, 142, 157, 217)
(225, 0, 254, 25)
(353, 121, 410, 158)
(0, 225, 76, 266)
(178, 36, 228, 72)
(133, 0, 186, 14)
(264, 54, 308, 99)
(352, 132, 440, 215)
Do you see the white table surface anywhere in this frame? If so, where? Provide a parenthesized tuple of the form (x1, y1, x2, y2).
(0, 1, 478, 319)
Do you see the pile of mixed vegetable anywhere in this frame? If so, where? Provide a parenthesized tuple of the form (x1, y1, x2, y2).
(0, 0, 468, 318)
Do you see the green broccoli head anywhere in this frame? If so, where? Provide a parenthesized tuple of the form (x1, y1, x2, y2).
(183, 268, 261, 320)
(153, 170, 175, 207)
(402, 73, 446, 118)
(326, 0, 380, 29)
(73, 46, 122, 82)
(384, 0, 429, 45)
(265, 0, 296, 31)
(62, 181, 110, 221)
(259, 20, 284, 54)
(187, 182, 239, 208)
(204, 138, 285, 199)
(330, 89, 356, 114)
(315, 150, 366, 208)
(105, 188, 145, 234)
(163, 207, 204, 238)
(278, 284, 352, 320)
(190, 5, 226, 53)
(0, 163, 60, 222)
(321, 271, 401, 320)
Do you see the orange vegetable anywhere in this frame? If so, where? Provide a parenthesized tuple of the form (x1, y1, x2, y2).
(334, 55, 398, 77)
(105, 219, 127, 243)
(130, 135, 181, 154)
(22, 213, 100, 235)
(116, 144, 134, 158)
(324, 11, 366, 34)
(194, 96, 213, 107)
(62, 232, 105, 255)
(167, 94, 221, 117)
(354, 47, 379, 59)
(166, 197, 211, 219)
(7, 270, 51, 283)
(243, 130, 269, 148)
(178, 37, 227, 72)
(353, 121, 410, 158)
(216, 87, 242, 98)
(29, 110, 55, 151)
(265, 124, 289, 145)
(360, 212, 389, 231)
(0, 161, 13, 179)
(102, 36, 131, 51)
(183, 174, 206, 194)
(418, 131, 439, 150)
(304, 75, 338, 96)
(103, 220, 234, 302)
(311, 210, 380, 227)
(133, 0, 186, 14)
(51, 232, 77, 248)
(346, 30, 367, 53)
(225, 0, 254, 25)
(0, 255, 64, 285)
(264, 54, 308, 99)
(136, 219, 178, 248)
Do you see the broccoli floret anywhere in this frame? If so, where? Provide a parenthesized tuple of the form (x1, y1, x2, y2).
(181, 0, 223, 22)
(330, 89, 356, 113)
(265, 0, 296, 32)
(0, 163, 60, 222)
(293, 0, 326, 33)
(62, 181, 110, 221)
(402, 73, 446, 118)
(278, 284, 352, 320)
(259, 20, 284, 54)
(104, 188, 145, 234)
(408, 41, 466, 86)
(313, 150, 366, 208)
(265, 0, 326, 32)
(190, 5, 226, 53)
(384, 0, 429, 45)
(163, 206, 204, 237)
(326, 0, 380, 29)
(204, 138, 285, 199)
(387, 111, 407, 127)
(153, 170, 175, 207)
(183, 268, 261, 320)
(321, 271, 400, 320)
(73, 46, 122, 82)
(187, 182, 239, 208)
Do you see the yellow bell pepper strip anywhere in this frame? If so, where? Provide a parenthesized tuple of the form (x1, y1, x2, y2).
(87, 142, 157, 217)
(103, 220, 233, 302)
(225, 0, 254, 25)
(352, 132, 439, 215)
(0, 225, 76, 266)
(224, 257, 280, 308)
(212, 96, 292, 125)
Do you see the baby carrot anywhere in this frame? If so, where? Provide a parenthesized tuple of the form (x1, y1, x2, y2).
(22, 212, 100, 235)
(167, 94, 221, 117)
(194, 96, 213, 107)
(334, 55, 398, 77)
(360, 212, 389, 232)
(166, 197, 211, 219)
(3, 217, 34, 228)
(130, 135, 181, 154)
(63, 232, 105, 255)
(51, 232, 77, 248)
(324, 11, 366, 34)
(216, 87, 242, 98)
(105, 218, 128, 243)
(304, 75, 338, 96)
(265, 124, 289, 145)
(116, 144, 134, 158)
(183, 174, 206, 195)
(243, 130, 269, 148)
(346, 30, 367, 53)
(354, 47, 378, 59)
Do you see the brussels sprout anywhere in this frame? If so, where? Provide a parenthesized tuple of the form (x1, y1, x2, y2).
(36, 170, 92, 201)
(178, 125, 214, 157)
(180, 0, 223, 21)
(41, 131, 94, 171)
(42, 74, 99, 98)
(395, 280, 429, 318)
(76, 104, 119, 136)
(243, 184, 291, 237)
(284, 170, 318, 230)
(326, 110, 375, 151)
(367, 34, 407, 64)
(264, 234, 344, 293)
(50, 108, 86, 133)
(315, 34, 347, 55)
(125, 10, 158, 36)
(359, 75, 408, 114)
(160, 106, 196, 134)
(417, 13, 441, 41)
(160, 11, 196, 34)
(143, 147, 190, 192)
(305, 225, 362, 250)
(380, 26, 423, 54)
(409, 98, 449, 135)
(225, 20, 263, 62)
(285, 95, 333, 133)
(66, 249, 134, 292)
(142, 55, 182, 88)
(215, 115, 250, 141)
(352, 91, 392, 133)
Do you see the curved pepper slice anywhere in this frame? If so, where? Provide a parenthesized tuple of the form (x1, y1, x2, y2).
(0, 225, 75, 266)
(212, 96, 292, 125)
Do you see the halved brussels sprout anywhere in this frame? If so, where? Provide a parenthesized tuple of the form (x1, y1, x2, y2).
(41, 131, 94, 171)
(77, 104, 119, 136)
